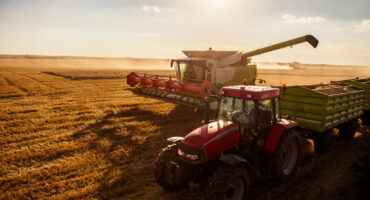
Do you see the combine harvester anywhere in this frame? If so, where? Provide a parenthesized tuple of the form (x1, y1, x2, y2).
(126, 35, 318, 108)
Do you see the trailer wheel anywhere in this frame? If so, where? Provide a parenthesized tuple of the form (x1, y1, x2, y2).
(270, 129, 301, 180)
(339, 119, 357, 141)
(362, 110, 370, 126)
(154, 144, 184, 190)
(314, 129, 335, 155)
(207, 164, 250, 200)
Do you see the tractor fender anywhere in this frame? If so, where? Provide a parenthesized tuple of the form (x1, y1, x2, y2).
(264, 119, 298, 152)
(219, 153, 249, 166)
(166, 136, 184, 144)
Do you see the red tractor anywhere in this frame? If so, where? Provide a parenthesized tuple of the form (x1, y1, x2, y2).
(155, 85, 302, 199)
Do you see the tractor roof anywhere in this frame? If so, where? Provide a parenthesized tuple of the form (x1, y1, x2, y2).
(182, 50, 239, 60)
(220, 85, 280, 100)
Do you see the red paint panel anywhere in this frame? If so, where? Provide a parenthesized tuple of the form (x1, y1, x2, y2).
(204, 128, 240, 160)
(264, 119, 297, 152)
(182, 121, 238, 148)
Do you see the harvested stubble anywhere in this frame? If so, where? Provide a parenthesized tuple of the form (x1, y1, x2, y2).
(0, 65, 369, 200)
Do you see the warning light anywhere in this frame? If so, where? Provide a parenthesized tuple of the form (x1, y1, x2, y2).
(282, 83, 287, 97)
(243, 79, 248, 85)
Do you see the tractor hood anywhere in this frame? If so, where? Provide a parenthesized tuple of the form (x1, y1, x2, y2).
(181, 121, 239, 148)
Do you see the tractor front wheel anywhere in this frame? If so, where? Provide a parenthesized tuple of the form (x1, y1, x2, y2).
(207, 164, 250, 200)
(154, 144, 185, 190)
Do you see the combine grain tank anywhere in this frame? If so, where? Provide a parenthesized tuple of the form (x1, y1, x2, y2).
(280, 83, 364, 132)
(126, 35, 318, 108)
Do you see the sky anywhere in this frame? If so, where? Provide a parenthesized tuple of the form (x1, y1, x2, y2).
(0, 0, 369, 66)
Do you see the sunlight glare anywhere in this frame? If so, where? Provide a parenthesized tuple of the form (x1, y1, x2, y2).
(206, 0, 230, 8)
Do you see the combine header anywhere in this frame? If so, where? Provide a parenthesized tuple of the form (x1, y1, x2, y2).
(126, 35, 318, 108)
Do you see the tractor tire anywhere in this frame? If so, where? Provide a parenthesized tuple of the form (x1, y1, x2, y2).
(154, 143, 183, 191)
(314, 129, 335, 155)
(207, 164, 250, 200)
(270, 129, 301, 180)
(339, 119, 357, 141)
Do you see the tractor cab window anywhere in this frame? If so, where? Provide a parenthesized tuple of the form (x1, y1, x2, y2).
(217, 97, 277, 143)
(217, 97, 254, 124)
(256, 99, 273, 125)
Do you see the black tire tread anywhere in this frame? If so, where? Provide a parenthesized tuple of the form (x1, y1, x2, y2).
(339, 119, 357, 141)
(154, 143, 179, 191)
(314, 129, 335, 155)
(207, 163, 250, 200)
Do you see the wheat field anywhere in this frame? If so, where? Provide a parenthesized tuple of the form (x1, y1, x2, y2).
(1, 57, 370, 200)
(0, 66, 205, 199)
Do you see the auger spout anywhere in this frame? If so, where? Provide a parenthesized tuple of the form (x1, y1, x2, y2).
(242, 35, 319, 59)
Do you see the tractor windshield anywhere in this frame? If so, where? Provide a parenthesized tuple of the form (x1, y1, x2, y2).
(217, 97, 255, 123)
(217, 97, 274, 129)
(217, 96, 275, 143)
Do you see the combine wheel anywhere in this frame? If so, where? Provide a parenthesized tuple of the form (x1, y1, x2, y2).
(338, 119, 357, 141)
(207, 164, 250, 200)
(270, 129, 301, 180)
(314, 129, 335, 155)
(154, 144, 185, 190)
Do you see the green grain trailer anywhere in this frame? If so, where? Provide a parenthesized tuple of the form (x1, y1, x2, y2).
(279, 84, 364, 153)
(331, 78, 370, 125)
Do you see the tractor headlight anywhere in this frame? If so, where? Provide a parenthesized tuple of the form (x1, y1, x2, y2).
(178, 149, 199, 160)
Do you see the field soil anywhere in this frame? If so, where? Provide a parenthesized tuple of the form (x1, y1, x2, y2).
(0, 57, 369, 199)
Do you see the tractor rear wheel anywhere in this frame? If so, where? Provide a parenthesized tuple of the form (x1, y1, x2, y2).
(270, 129, 301, 180)
(154, 143, 184, 190)
(207, 164, 250, 200)
(339, 119, 357, 141)
(314, 129, 335, 155)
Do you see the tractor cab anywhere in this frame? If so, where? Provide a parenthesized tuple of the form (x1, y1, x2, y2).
(218, 85, 281, 143)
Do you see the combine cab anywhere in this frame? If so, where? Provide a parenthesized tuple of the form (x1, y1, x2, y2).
(126, 35, 319, 108)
